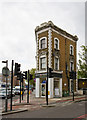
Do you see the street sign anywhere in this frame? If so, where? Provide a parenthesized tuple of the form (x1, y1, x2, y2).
(2, 67, 10, 76)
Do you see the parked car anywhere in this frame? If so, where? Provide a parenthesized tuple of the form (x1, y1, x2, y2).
(15, 86, 24, 95)
(15, 88, 20, 95)
(13, 88, 16, 94)
(0, 89, 11, 99)
(8, 87, 15, 97)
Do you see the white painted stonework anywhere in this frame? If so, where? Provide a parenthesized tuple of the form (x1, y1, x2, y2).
(48, 78, 54, 98)
(59, 78, 62, 97)
(36, 78, 40, 97)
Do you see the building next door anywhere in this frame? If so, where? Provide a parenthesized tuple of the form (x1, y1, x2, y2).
(41, 83, 46, 97)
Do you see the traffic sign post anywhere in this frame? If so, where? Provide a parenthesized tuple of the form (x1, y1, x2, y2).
(2, 60, 9, 112)
(10, 60, 14, 111)
(27, 70, 29, 103)
(20, 73, 22, 103)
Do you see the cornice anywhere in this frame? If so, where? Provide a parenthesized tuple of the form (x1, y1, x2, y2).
(35, 21, 78, 42)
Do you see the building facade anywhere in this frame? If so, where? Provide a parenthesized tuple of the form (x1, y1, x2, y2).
(35, 21, 78, 98)
(0, 73, 19, 87)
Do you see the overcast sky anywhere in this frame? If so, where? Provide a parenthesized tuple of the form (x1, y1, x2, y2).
(0, 0, 86, 73)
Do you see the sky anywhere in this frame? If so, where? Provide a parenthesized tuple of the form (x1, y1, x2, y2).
(0, 0, 86, 73)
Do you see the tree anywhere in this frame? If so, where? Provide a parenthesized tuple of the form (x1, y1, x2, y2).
(29, 68, 36, 86)
(78, 45, 87, 79)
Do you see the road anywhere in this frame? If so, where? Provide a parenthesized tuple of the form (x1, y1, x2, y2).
(1, 92, 27, 112)
(2, 100, 87, 119)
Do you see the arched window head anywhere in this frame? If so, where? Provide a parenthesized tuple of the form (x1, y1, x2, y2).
(54, 38, 59, 50)
(39, 37, 47, 49)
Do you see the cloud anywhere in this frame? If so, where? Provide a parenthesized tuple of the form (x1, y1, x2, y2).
(0, 1, 85, 72)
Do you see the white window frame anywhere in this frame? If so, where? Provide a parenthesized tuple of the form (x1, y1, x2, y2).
(39, 37, 47, 49)
(70, 45, 74, 55)
(54, 38, 59, 50)
(70, 61, 74, 71)
(39, 55, 47, 70)
(54, 56, 59, 70)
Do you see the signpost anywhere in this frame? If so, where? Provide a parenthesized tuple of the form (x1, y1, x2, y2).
(2, 60, 9, 112)
(10, 60, 14, 111)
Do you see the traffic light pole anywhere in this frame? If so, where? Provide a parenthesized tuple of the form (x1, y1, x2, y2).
(20, 73, 21, 103)
(10, 60, 14, 111)
(73, 79, 74, 101)
(22, 77, 23, 100)
(46, 52, 48, 105)
(73, 72, 74, 101)
(27, 70, 29, 103)
(5, 61, 8, 112)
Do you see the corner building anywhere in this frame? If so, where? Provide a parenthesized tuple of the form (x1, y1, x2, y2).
(35, 21, 78, 98)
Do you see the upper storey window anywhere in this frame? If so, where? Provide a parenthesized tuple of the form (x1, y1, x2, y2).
(39, 37, 47, 49)
(40, 57, 46, 69)
(54, 38, 59, 50)
(70, 45, 74, 55)
(54, 57, 59, 70)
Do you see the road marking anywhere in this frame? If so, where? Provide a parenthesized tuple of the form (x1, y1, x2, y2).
(72, 114, 87, 120)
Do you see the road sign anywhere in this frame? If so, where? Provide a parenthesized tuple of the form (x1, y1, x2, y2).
(2, 67, 10, 76)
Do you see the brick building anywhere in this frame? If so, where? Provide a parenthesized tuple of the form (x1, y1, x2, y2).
(0, 73, 19, 87)
(35, 21, 78, 98)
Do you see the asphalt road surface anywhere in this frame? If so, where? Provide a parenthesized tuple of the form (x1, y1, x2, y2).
(2, 100, 87, 119)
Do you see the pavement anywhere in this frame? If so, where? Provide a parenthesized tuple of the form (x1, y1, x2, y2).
(1, 90, 87, 115)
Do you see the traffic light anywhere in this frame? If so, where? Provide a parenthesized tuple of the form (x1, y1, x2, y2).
(14, 63, 21, 80)
(23, 71, 27, 80)
(49, 68, 53, 78)
(30, 74, 33, 80)
(14, 63, 20, 76)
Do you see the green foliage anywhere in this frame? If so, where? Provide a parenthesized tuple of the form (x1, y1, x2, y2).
(29, 68, 36, 86)
(78, 45, 87, 79)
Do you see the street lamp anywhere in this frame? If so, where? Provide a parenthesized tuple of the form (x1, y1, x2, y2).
(2, 60, 9, 112)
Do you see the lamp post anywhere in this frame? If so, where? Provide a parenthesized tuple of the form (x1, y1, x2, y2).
(2, 60, 9, 112)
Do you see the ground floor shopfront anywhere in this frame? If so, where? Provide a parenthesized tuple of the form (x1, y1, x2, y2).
(35, 71, 77, 98)
(35, 71, 64, 98)
(36, 77, 62, 98)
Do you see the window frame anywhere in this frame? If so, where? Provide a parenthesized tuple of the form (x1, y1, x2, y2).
(39, 55, 46, 70)
(54, 38, 59, 50)
(70, 45, 74, 55)
(54, 56, 59, 70)
(70, 61, 74, 71)
(39, 37, 47, 49)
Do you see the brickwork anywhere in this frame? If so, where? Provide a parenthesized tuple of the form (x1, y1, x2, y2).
(35, 21, 78, 95)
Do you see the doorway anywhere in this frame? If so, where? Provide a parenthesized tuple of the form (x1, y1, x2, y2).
(41, 83, 46, 97)
(54, 80, 60, 97)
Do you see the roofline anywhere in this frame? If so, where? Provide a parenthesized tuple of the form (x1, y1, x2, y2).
(35, 21, 78, 42)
